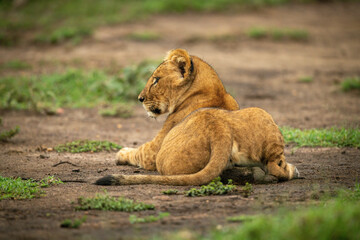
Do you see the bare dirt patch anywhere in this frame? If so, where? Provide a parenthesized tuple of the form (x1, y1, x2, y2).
(1, 3, 360, 240)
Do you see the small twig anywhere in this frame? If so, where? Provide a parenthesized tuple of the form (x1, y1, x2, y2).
(61, 180, 87, 183)
(52, 161, 79, 167)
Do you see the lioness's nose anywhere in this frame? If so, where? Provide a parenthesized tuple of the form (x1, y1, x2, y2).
(138, 96, 145, 102)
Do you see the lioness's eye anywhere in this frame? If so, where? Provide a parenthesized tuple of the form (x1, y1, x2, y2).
(153, 77, 160, 85)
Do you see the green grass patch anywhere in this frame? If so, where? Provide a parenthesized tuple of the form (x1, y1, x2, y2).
(246, 27, 309, 41)
(99, 104, 133, 118)
(184, 34, 238, 44)
(227, 215, 259, 223)
(0, 124, 19, 142)
(0, 176, 63, 200)
(280, 127, 360, 148)
(0, 0, 296, 46)
(247, 27, 267, 39)
(241, 182, 253, 198)
(54, 140, 122, 153)
(129, 212, 170, 224)
(127, 31, 161, 42)
(162, 189, 179, 195)
(0, 61, 157, 113)
(185, 177, 236, 197)
(1, 60, 31, 70)
(212, 185, 360, 240)
(0, 176, 43, 200)
(341, 77, 360, 92)
(0, 117, 20, 142)
(39, 176, 64, 187)
(298, 76, 313, 83)
(163, 184, 360, 240)
(271, 28, 308, 41)
(212, 201, 360, 240)
(75, 192, 155, 211)
(60, 216, 87, 228)
(35, 27, 92, 45)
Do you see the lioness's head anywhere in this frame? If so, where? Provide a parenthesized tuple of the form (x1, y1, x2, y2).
(138, 49, 195, 118)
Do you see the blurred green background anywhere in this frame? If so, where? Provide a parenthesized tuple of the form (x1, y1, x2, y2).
(0, 0, 339, 46)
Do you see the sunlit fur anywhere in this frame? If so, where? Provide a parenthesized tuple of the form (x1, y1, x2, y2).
(96, 49, 299, 186)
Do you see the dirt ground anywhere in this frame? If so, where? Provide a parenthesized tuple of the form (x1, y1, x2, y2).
(1, 3, 360, 240)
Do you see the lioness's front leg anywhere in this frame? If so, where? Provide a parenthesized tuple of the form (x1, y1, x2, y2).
(115, 124, 173, 171)
(116, 147, 137, 165)
(115, 111, 182, 170)
(116, 140, 159, 170)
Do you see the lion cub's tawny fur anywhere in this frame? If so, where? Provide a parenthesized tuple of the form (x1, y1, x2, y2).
(116, 49, 238, 170)
(96, 49, 299, 186)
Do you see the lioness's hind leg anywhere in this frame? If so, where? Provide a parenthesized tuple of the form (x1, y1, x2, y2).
(267, 154, 300, 181)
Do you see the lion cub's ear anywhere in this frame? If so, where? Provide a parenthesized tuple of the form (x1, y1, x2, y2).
(165, 49, 193, 79)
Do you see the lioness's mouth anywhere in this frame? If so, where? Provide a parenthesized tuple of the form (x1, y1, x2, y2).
(151, 108, 161, 115)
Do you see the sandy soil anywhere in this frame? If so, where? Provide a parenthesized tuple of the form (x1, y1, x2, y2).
(0, 2, 360, 240)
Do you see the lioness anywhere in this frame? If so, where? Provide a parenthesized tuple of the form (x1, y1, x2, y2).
(96, 49, 299, 185)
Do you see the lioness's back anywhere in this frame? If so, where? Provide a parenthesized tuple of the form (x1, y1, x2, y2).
(180, 107, 284, 162)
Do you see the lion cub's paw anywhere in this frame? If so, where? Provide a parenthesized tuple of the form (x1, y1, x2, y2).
(115, 147, 136, 165)
(252, 167, 278, 184)
(262, 174, 279, 183)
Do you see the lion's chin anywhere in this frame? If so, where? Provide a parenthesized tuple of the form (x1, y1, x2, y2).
(143, 103, 168, 118)
(147, 111, 159, 118)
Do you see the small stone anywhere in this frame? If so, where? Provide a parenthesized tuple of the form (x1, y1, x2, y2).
(56, 108, 64, 115)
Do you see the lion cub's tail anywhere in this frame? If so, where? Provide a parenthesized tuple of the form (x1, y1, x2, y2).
(95, 133, 232, 186)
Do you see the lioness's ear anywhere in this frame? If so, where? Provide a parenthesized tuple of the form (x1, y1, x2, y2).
(165, 49, 193, 79)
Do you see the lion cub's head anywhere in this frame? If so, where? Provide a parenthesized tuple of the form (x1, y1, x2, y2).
(138, 49, 195, 118)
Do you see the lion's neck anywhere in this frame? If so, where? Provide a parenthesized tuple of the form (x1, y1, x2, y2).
(166, 58, 239, 129)
(167, 91, 227, 128)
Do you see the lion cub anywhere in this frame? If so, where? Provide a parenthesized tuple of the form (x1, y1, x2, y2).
(96, 49, 299, 185)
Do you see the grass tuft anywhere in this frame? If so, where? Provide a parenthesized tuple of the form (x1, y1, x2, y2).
(99, 104, 134, 118)
(185, 177, 236, 197)
(337, 183, 360, 202)
(0, 175, 63, 200)
(246, 27, 309, 42)
(54, 140, 122, 153)
(298, 76, 313, 83)
(127, 31, 161, 42)
(1, 60, 31, 70)
(35, 27, 92, 45)
(0, 119, 20, 142)
(341, 77, 360, 92)
(241, 182, 253, 198)
(129, 212, 170, 224)
(60, 216, 87, 228)
(162, 189, 179, 195)
(247, 27, 267, 39)
(40, 176, 64, 188)
(227, 215, 259, 223)
(75, 192, 155, 211)
(271, 28, 308, 41)
(280, 127, 360, 148)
